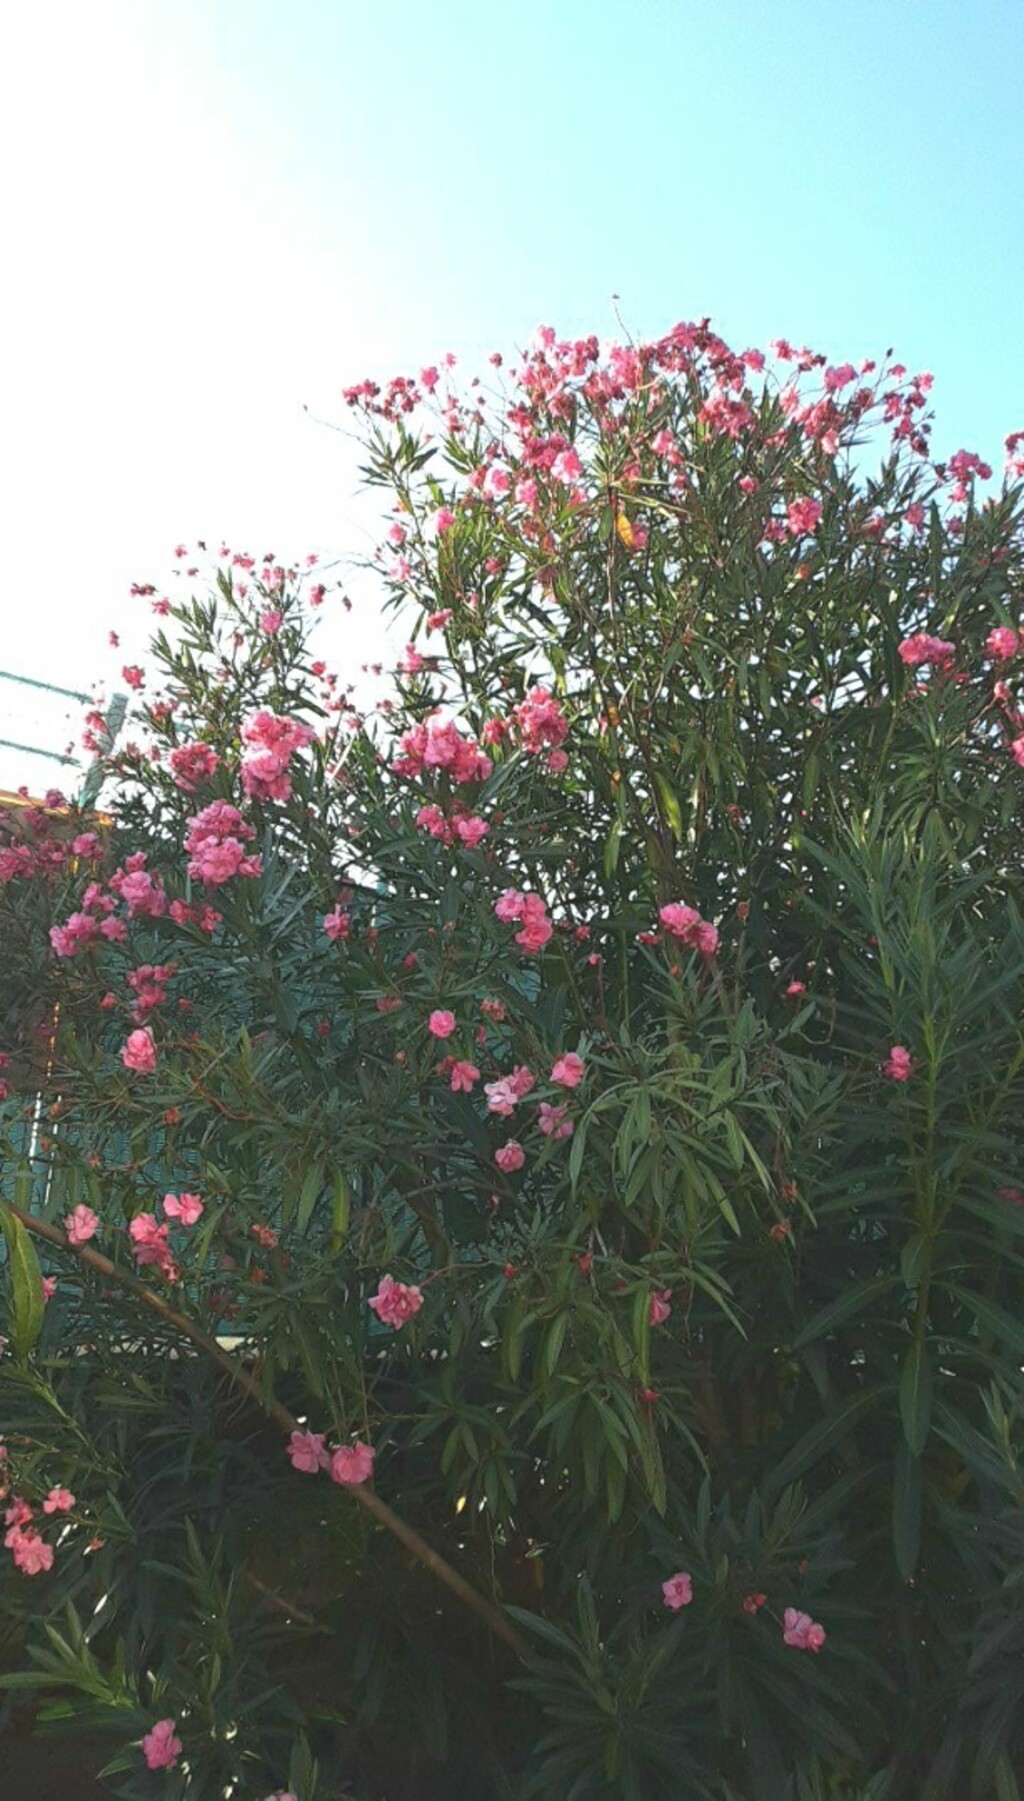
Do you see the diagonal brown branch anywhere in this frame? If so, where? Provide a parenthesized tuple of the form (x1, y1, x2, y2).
(7, 1203, 526, 1659)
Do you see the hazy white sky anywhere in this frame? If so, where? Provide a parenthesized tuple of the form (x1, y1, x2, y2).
(2, 0, 1022, 794)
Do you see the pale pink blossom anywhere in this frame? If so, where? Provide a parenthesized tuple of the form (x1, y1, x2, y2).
(428, 1010, 456, 1039)
(538, 1102, 573, 1140)
(783, 1607, 826, 1653)
(65, 1204, 99, 1246)
(163, 1192, 203, 1226)
(368, 1274, 424, 1329)
(141, 1720, 183, 1771)
(287, 1430, 328, 1474)
(550, 1053, 585, 1089)
(330, 1442, 375, 1486)
(662, 1571, 693, 1610)
(649, 1289, 672, 1326)
(450, 1059, 480, 1092)
(8, 1529, 54, 1575)
(485, 1078, 519, 1118)
(121, 1029, 156, 1074)
(42, 1488, 75, 1514)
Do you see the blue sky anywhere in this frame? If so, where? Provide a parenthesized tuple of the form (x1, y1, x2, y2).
(2, 0, 1021, 788)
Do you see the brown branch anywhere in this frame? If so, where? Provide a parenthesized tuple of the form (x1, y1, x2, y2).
(7, 1204, 527, 1659)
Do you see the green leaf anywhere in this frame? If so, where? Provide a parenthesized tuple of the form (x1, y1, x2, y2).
(892, 1440, 922, 1578)
(763, 1388, 880, 1498)
(0, 1203, 44, 1360)
(792, 1273, 902, 1351)
(899, 1336, 932, 1456)
(653, 772, 683, 840)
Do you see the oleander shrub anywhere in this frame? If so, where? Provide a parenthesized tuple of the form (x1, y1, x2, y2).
(2, 320, 1024, 1801)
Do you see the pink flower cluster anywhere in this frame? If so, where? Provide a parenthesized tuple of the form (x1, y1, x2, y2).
(392, 714, 492, 783)
(240, 709, 315, 803)
(782, 1607, 826, 1652)
(658, 902, 719, 958)
(286, 1430, 375, 1487)
(129, 1213, 178, 1280)
(368, 1273, 424, 1329)
(127, 963, 175, 1020)
(511, 685, 569, 759)
(898, 633, 956, 669)
(5, 1498, 55, 1577)
(169, 741, 219, 792)
(415, 804, 490, 849)
(494, 888, 553, 954)
(185, 800, 262, 886)
(485, 1064, 536, 1116)
(110, 854, 168, 921)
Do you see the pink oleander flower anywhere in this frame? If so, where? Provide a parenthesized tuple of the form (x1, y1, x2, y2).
(898, 633, 956, 668)
(986, 626, 1019, 660)
(42, 1488, 75, 1514)
(429, 507, 456, 537)
(41, 1276, 57, 1302)
(368, 1274, 424, 1329)
(323, 907, 351, 941)
(538, 1101, 573, 1140)
(121, 1029, 156, 1074)
(662, 1571, 693, 1610)
(163, 1192, 203, 1226)
(658, 903, 719, 958)
(494, 1140, 525, 1173)
(743, 1592, 767, 1614)
(494, 888, 526, 922)
(883, 1044, 913, 1081)
(65, 1204, 99, 1246)
(450, 1059, 481, 1092)
(1012, 736, 1024, 769)
(547, 747, 569, 773)
(260, 609, 284, 634)
(169, 742, 219, 792)
(513, 685, 569, 755)
(129, 1213, 175, 1277)
(9, 1529, 54, 1575)
(649, 1288, 672, 1326)
(785, 496, 822, 536)
(783, 1607, 826, 1653)
(287, 1429, 328, 1474)
(550, 1052, 585, 1089)
(141, 1719, 183, 1771)
(453, 814, 489, 849)
(485, 1077, 520, 1117)
(330, 1442, 375, 1486)
(428, 1009, 456, 1039)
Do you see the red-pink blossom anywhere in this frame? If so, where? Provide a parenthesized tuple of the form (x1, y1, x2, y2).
(783, 1607, 826, 1653)
(785, 497, 822, 536)
(368, 1274, 424, 1329)
(65, 1205, 99, 1246)
(121, 1029, 157, 1074)
(428, 1009, 456, 1039)
(330, 1442, 375, 1486)
(986, 626, 1019, 661)
(659, 903, 719, 958)
(169, 742, 219, 792)
(141, 1720, 183, 1771)
(662, 1571, 693, 1610)
(898, 633, 956, 669)
(494, 1141, 525, 1173)
(883, 1044, 913, 1082)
